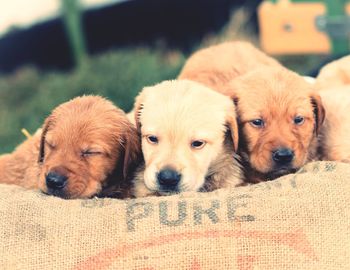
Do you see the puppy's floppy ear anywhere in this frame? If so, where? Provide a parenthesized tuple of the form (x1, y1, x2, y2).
(226, 101, 239, 152)
(310, 93, 325, 136)
(38, 115, 53, 163)
(122, 124, 141, 179)
(133, 92, 144, 132)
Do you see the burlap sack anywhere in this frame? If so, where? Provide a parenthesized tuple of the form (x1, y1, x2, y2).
(1, 161, 349, 270)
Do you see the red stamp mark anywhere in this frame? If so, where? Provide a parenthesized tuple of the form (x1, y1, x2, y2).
(72, 229, 317, 270)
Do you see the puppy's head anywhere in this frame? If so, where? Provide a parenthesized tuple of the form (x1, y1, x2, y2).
(227, 68, 325, 180)
(316, 55, 350, 89)
(134, 80, 238, 195)
(38, 96, 140, 199)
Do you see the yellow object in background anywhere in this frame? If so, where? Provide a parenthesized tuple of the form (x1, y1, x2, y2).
(258, 0, 350, 54)
(21, 128, 32, 139)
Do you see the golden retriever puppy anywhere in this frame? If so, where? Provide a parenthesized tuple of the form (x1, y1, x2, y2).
(315, 55, 350, 89)
(315, 56, 350, 163)
(317, 87, 350, 163)
(0, 129, 42, 189)
(131, 80, 243, 197)
(0, 96, 141, 199)
(178, 41, 281, 92)
(224, 67, 325, 183)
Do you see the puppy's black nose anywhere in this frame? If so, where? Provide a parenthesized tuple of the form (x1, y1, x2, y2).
(46, 172, 68, 190)
(157, 169, 181, 190)
(272, 148, 294, 165)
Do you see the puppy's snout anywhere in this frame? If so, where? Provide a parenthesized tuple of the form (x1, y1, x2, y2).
(272, 148, 294, 165)
(157, 168, 181, 190)
(46, 172, 68, 190)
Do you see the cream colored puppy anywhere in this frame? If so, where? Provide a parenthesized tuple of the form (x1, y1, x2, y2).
(132, 80, 243, 197)
(315, 55, 350, 89)
(315, 56, 350, 163)
(317, 87, 350, 163)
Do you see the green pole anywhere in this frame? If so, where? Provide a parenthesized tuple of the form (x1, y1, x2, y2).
(323, 0, 349, 54)
(61, 0, 87, 67)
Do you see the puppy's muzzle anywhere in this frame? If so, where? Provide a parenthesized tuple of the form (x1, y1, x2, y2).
(157, 168, 181, 192)
(46, 171, 68, 191)
(272, 148, 294, 166)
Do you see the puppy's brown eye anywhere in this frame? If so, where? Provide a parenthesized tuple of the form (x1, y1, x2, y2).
(81, 150, 102, 158)
(191, 140, 206, 149)
(146, 135, 158, 144)
(294, 116, 305, 125)
(250, 119, 264, 128)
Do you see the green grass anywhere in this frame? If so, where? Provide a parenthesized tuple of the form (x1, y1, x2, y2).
(0, 47, 185, 154)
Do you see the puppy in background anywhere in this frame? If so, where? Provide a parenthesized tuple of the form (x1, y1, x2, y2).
(315, 56, 350, 163)
(0, 129, 42, 190)
(0, 96, 141, 199)
(315, 55, 350, 89)
(132, 80, 243, 197)
(178, 41, 281, 92)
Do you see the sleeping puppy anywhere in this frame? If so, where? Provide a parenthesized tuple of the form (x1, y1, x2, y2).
(225, 67, 325, 183)
(0, 96, 141, 199)
(132, 80, 243, 197)
(178, 41, 281, 91)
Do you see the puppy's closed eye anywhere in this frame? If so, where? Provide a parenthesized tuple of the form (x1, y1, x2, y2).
(45, 140, 56, 150)
(80, 149, 104, 158)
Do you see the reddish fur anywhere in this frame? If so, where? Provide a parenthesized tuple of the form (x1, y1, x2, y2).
(0, 130, 42, 189)
(178, 41, 281, 92)
(0, 96, 141, 199)
(227, 68, 325, 182)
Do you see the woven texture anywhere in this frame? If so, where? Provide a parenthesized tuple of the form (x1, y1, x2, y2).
(1, 161, 350, 269)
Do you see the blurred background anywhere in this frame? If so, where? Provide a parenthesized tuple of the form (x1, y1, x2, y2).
(0, 0, 348, 153)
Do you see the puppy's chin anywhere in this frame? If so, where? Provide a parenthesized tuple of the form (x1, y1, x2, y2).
(143, 182, 202, 197)
(244, 155, 300, 182)
(156, 190, 181, 196)
(39, 179, 102, 199)
(143, 183, 180, 196)
(151, 182, 205, 196)
(264, 167, 298, 181)
(42, 188, 75, 200)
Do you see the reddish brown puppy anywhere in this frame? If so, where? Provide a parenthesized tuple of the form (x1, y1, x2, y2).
(178, 41, 281, 92)
(0, 96, 141, 199)
(225, 67, 325, 182)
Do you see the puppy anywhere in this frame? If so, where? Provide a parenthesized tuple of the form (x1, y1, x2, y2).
(0, 129, 42, 189)
(178, 41, 281, 92)
(317, 87, 350, 163)
(315, 56, 350, 163)
(131, 80, 243, 197)
(0, 96, 141, 199)
(315, 55, 350, 89)
(225, 67, 325, 182)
